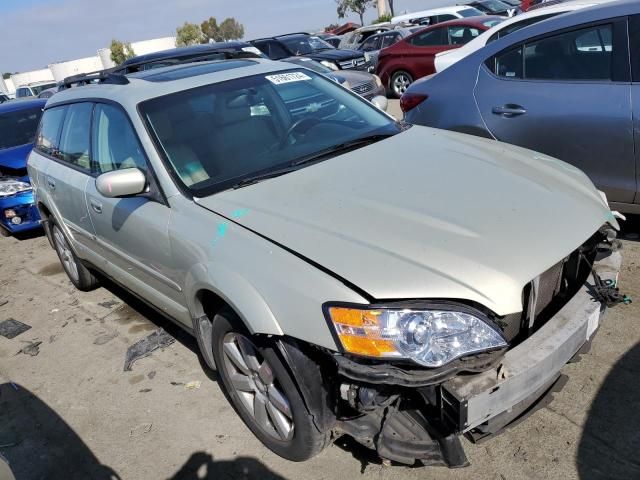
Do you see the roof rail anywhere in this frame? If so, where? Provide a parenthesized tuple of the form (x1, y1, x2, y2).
(114, 49, 261, 74)
(60, 70, 129, 90)
(251, 32, 311, 42)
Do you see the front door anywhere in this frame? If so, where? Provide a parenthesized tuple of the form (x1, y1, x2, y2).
(84, 103, 187, 324)
(475, 19, 635, 204)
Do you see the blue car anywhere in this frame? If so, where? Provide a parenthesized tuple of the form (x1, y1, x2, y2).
(0, 98, 46, 236)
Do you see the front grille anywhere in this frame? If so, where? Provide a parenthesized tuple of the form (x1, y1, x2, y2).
(351, 81, 375, 95)
(339, 57, 370, 71)
(496, 231, 603, 345)
(0, 166, 28, 178)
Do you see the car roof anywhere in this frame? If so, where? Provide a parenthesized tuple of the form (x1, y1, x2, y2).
(19, 80, 55, 88)
(0, 98, 46, 113)
(45, 59, 298, 111)
(392, 5, 480, 22)
(487, 0, 635, 51)
(119, 41, 253, 67)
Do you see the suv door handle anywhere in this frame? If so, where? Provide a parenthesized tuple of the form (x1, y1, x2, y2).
(90, 199, 103, 214)
(46, 177, 56, 190)
(492, 105, 527, 117)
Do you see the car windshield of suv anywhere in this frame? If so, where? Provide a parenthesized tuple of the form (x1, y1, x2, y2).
(475, 1, 509, 13)
(458, 7, 485, 17)
(279, 36, 334, 55)
(0, 107, 42, 150)
(141, 70, 400, 196)
(30, 83, 57, 96)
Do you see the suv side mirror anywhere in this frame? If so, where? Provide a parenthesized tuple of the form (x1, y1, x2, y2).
(95, 168, 146, 198)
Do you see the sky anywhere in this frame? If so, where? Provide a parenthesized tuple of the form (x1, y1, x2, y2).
(0, 0, 452, 73)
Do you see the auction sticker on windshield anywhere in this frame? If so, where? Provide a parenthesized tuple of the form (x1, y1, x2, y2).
(266, 72, 312, 85)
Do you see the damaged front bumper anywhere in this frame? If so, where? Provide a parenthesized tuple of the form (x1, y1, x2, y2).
(330, 251, 622, 466)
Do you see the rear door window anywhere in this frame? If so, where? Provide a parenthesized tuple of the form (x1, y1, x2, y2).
(448, 26, 481, 45)
(58, 103, 93, 171)
(488, 23, 616, 81)
(36, 106, 67, 158)
(381, 32, 401, 49)
(361, 36, 381, 52)
(409, 27, 446, 46)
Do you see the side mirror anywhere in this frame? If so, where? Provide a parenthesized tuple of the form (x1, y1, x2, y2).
(95, 168, 146, 198)
(371, 95, 388, 112)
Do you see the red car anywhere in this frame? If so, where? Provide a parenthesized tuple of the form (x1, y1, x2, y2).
(377, 16, 503, 98)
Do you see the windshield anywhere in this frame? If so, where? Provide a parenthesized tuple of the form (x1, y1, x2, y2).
(482, 18, 504, 28)
(280, 36, 334, 55)
(30, 83, 57, 96)
(476, 1, 509, 12)
(0, 107, 43, 150)
(458, 7, 485, 17)
(141, 70, 399, 196)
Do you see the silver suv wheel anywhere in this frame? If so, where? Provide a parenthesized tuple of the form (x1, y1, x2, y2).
(53, 224, 79, 283)
(222, 332, 294, 441)
(391, 71, 413, 97)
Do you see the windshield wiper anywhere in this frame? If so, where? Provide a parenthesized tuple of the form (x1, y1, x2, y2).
(231, 166, 299, 189)
(291, 133, 395, 167)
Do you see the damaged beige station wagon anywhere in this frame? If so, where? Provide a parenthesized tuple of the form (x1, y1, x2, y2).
(28, 58, 626, 467)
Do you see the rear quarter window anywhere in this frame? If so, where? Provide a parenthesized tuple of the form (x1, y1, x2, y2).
(35, 106, 67, 157)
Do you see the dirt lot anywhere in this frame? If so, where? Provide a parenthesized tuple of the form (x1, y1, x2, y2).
(1, 182, 640, 478)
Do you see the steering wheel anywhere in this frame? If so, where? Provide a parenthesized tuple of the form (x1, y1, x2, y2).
(278, 117, 362, 149)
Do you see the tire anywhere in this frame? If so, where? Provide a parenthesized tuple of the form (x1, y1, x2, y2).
(50, 221, 99, 291)
(0, 227, 10, 238)
(212, 308, 330, 461)
(390, 70, 413, 98)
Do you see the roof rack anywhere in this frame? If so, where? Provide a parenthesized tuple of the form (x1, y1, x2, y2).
(60, 70, 129, 90)
(114, 49, 261, 74)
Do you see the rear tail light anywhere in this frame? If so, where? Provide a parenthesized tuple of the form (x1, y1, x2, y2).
(400, 93, 428, 113)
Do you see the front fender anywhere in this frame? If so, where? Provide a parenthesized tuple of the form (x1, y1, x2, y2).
(184, 262, 282, 336)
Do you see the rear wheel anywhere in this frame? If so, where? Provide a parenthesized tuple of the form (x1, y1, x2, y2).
(212, 308, 329, 461)
(51, 222, 99, 291)
(390, 70, 413, 98)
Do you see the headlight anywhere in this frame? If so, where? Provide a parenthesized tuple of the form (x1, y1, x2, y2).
(0, 179, 31, 197)
(373, 74, 382, 88)
(320, 60, 339, 71)
(326, 305, 507, 367)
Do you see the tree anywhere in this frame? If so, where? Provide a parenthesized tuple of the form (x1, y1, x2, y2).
(109, 39, 135, 65)
(200, 16, 244, 43)
(336, 0, 375, 25)
(176, 22, 204, 47)
(2, 73, 14, 80)
(219, 18, 244, 41)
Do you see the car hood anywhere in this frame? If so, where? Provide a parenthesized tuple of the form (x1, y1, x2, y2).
(0, 143, 32, 172)
(306, 49, 364, 62)
(195, 126, 615, 315)
(334, 69, 376, 85)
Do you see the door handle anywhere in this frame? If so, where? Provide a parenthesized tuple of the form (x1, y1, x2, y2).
(492, 105, 527, 117)
(90, 199, 103, 214)
(46, 177, 56, 190)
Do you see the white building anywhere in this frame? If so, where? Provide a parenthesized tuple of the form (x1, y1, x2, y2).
(4, 36, 177, 94)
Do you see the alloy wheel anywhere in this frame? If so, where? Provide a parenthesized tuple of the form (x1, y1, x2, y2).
(222, 332, 294, 441)
(53, 225, 79, 283)
(393, 73, 412, 96)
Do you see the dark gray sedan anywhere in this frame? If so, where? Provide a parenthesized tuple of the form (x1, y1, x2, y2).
(403, 0, 640, 214)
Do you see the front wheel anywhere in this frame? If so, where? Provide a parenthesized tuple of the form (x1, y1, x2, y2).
(390, 70, 413, 98)
(212, 308, 330, 461)
(51, 222, 99, 291)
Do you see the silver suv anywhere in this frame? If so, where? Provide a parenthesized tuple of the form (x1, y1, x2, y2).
(28, 59, 623, 468)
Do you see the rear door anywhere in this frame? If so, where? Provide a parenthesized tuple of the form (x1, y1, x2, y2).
(628, 15, 640, 205)
(475, 19, 635, 204)
(405, 26, 454, 77)
(36, 102, 96, 250)
(84, 102, 185, 322)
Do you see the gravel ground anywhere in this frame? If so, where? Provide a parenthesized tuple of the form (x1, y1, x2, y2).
(1, 135, 639, 479)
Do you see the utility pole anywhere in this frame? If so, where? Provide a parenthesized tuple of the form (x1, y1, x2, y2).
(377, 0, 390, 17)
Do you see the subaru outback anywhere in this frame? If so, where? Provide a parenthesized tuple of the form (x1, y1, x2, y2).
(28, 59, 624, 467)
